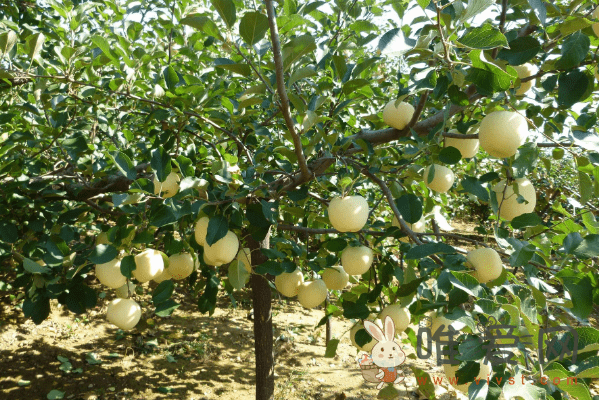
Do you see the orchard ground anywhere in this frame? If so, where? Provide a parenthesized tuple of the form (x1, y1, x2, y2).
(2, 287, 599, 400)
(1, 220, 599, 400)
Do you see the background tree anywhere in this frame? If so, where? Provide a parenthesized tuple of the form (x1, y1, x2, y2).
(1, 0, 599, 399)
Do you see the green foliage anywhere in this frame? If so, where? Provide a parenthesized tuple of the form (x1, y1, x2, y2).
(1, 0, 599, 398)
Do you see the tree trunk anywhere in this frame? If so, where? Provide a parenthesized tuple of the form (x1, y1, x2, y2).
(248, 231, 274, 400)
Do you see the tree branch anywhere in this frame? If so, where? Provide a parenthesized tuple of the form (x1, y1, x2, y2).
(264, 0, 311, 181)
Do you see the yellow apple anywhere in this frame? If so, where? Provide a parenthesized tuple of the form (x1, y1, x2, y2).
(106, 298, 142, 331)
(392, 216, 426, 243)
(328, 195, 369, 232)
(194, 216, 210, 246)
(168, 252, 194, 280)
(423, 164, 455, 193)
(203, 231, 239, 266)
(444, 130, 479, 159)
(493, 178, 537, 221)
(340, 246, 374, 275)
(512, 63, 535, 96)
(382, 100, 415, 130)
(115, 282, 136, 299)
(133, 249, 165, 283)
(153, 171, 180, 198)
(96, 258, 127, 289)
(274, 269, 304, 297)
(466, 248, 503, 284)
(379, 304, 411, 334)
(237, 248, 252, 272)
(479, 111, 528, 158)
(297, 279, 327, 309)
(321, 266, 349, 290)
(444, 360, 492, 393)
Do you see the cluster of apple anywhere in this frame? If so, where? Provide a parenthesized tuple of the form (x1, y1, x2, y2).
(272, 196, 375, 308)
(94, 234, 195, 331)
(383, 100, 537, 224)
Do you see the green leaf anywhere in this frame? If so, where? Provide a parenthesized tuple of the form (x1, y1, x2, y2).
(90, 35, 116, 61)
(239, 12, 269, 45)
(578, 171, 593, 205)
(85, 352, 102, 365)
(528, 0, 547, 26)
(22, 258, 49, 274)
(448, 85, 470, 106)
(163, 65, 180, 92)
(120, 255, 136, 279)
(563, 276, 593, 319)
(416, 0, 430, 8)
(439, 146, 462, 164)
(18, 380, 31, 387)
(449, 271, 485, 297)
(395, 276, 427, 296)
(88, 244, 118, 264)
(496, 36, 541, 66)
(228, 260, 250, 290)
(378, 28, 414, 56)
(466, 49, 516, 95)
(153, 280, 175, 305)
(27, 33, 45, 62)
(461, 176, 489, 201)
(457, 24, 508, 50)
(459, 0, 494, 22)
(0, 31, 18, 57)
(325, 238, 347, 252)
(197, 270, 219, 314)
(342, 79, 369, 95)
(111, 151, 137, 180)
(511, 213, 542, 229)
(180, 15, 221, 39)
(211, 0, 236, 28)
(410, 367, 436, 400)
(573, 234, 599, 258)
(151, 147, 172, 182)
(281, 35, 316, 71)
(288, 66, 317, 87)
(324, 338, 339, 358)
(155, 299, 180, 317)
(205, 216, 229, 246)
(260, 200, 279, 224)
(23, 296, 51, 324)
(395, 194, 423, 224)
(342, 301, 369, 319)
(557, 71, 588, 108)
(378, 385, 401, 399)
(554, 32, 590, 71)
(214, 58, 252, 77)
(405, 243, 456, 260)
(47, 390, 65, 400)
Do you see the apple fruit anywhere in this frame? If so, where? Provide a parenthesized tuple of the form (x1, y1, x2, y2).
(153, 171, 180, 198)
(444, 130, 479, 159)
(203, 231, 239, 266)
(96, 257, 127, 289)
(297, 279, 327, 309)
(328, 195, 369, 232)
(382, 100, 415, 130)
(340, 246, 374, 275)
(106, 298, 142, 331)
(379, 304, 411, 334)
(423, 164, 455, 193)
(493, 178, 537, 221)
(479, 111, 528, 158)
(275, 269, 304, 297)
(321, 266, 349, 290)
(466, 248, 503, 284)
(133, 249, 165, 283)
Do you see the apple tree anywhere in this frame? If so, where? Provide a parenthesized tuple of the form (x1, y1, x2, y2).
(1, 0, 599, 399)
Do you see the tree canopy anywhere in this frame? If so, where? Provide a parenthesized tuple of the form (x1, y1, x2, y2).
(1, 0, 599, 399)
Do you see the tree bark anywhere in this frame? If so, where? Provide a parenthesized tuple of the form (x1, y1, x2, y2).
(248, 230, 274, 400)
